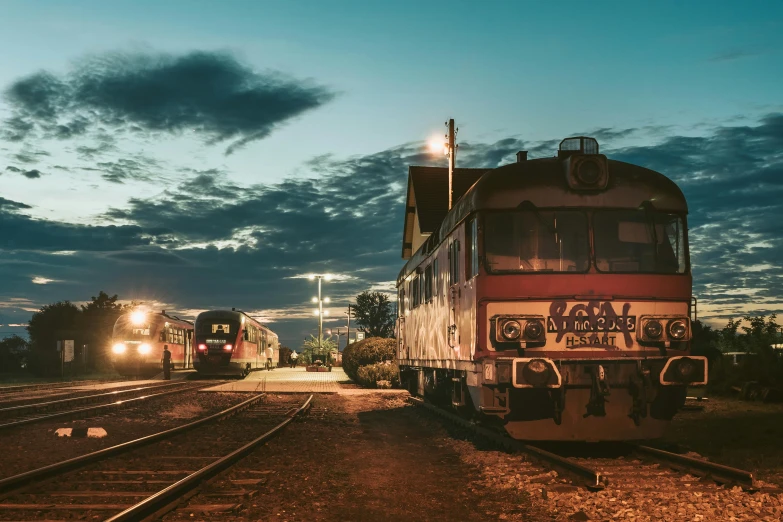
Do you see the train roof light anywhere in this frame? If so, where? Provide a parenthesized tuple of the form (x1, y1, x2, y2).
(559, 136, 599, 157)
(130, 311, 147, 325)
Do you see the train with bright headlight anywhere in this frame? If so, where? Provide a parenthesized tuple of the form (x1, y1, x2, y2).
(111, 310, 194, 377)
(193, 309, 279, 376)
(397, 136, 708, 441)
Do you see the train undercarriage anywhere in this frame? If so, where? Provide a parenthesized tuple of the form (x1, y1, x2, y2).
(400, 356, 706, 441)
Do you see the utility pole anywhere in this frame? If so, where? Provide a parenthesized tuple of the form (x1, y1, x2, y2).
(346, 304, 351, 347)
(317, 276, 322, 356)
(447, 118, 458, 210)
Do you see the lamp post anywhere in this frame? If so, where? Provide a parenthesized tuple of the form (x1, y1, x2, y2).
(309, 273, 332, 364)
(428, 118, 458, 210)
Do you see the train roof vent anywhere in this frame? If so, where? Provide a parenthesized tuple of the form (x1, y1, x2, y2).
(558, 136, 599, 158)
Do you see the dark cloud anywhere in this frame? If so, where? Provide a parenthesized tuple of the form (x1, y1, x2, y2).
(1, 115, 781, 343)
(22, 169, 42, 179)
(709, 50, 759, 62)
(3, 50, 335, 154)
(5, 166, 22, 172)
(93, 156, 160, 183)
(11, 148, 50, 164)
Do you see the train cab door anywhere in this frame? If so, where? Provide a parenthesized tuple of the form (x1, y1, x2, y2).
(448, 239, 460, 348)
(185, 330, 192, 369)
(397, 287, 406, 359)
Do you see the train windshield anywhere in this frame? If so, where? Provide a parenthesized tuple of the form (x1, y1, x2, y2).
(593, 210, 686, 273)
(484, 210, 590, 273)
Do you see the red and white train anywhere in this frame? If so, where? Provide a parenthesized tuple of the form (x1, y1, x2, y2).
(193, 309, 279, 376)
(397, 136, 707, 441)
(111, 310, 194, 377)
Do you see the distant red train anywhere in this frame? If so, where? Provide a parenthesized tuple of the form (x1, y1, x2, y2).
(111, 310, 194, 377)
(397, 136, 707, 441)
(193, 309, 279, 376)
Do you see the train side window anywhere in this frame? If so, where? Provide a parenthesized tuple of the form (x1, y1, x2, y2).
(412, 276, 420, 308)
(466, 218, 479, 279)
(424, 264, 433, 302)
(433, 258, 439, 297)
(449, 240, 461, 286)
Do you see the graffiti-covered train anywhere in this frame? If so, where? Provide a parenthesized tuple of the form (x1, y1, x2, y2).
(397, 136, 706, 441)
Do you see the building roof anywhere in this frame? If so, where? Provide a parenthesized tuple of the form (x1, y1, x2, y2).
(401, 166, 487, 258)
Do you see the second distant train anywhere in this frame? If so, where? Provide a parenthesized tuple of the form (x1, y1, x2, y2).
(193, 308, 279, 376)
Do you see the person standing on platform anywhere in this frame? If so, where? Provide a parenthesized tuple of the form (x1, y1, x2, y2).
(265, 345, 274, 371)
(162, 345, 171, 380)
(290, 350, 298, 368)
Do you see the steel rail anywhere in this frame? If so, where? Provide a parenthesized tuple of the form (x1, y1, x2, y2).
(105, 395, 314, 522)
(0, 383, 212, 431)
(407, 397, 606, 490)
(0, 392, 267, 497)
(0, 378, 126, 394)
(0, 381, 187, 417)
(631, 444, 756, 489)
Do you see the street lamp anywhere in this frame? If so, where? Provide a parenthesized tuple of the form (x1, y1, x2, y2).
(309, 273, 333, 364)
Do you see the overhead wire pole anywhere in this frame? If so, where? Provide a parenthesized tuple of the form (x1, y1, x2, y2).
(447, 118, 457, 210)
(317, 276, 322, 356)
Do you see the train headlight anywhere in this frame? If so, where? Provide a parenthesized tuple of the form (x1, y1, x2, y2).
(676, 357, 695, 379)
(668, 319, 688, 340)
(644, 320, 663, 339)
(524, 320, 544, 340)
(138, 343, 152, 355)
(223, 344, 233, 351)
(112, 343, 126, 354)
(577, 159, 601, 185)
(502, 320, 522, 341)
(522, 359, 551, 386)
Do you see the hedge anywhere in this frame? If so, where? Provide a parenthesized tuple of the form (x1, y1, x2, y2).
(342, 337, 397, 384)
(356, 361, 401, 388)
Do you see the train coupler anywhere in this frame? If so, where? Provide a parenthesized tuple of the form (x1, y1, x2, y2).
(628, 364, 653, 426)
(584, 365, 610, 418)
(550, 385, 566, 425)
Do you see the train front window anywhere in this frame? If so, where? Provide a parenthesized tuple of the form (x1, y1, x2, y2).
(484, 210, 590, 273)
(594, 210, 687, 273)
(198, 322, 236, 335)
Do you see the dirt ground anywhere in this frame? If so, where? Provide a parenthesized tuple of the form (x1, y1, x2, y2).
(663, 396, 783, 485)
(189, 392, 553, 522)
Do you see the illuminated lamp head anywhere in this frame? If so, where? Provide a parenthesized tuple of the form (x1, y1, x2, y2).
(130, 311, 147, 325)
(138, 343, 152, 355)
(112, 343, 126, 354)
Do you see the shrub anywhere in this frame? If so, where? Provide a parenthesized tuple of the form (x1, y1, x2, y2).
(342, 337, 396, 383)
(356, 361, 401, 388)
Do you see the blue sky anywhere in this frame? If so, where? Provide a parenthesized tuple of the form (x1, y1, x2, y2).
(1, 1, 782, 346)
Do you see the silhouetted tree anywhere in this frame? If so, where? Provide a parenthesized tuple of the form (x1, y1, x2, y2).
(690, 320, 721, 368)
(0, 335, 29, 373)
(353, 291, 395, 338)
(80, 291, 130, 370)
(26, 301, 81, 375)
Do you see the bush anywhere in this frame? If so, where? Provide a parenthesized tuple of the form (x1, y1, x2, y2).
(342, 337, 396, 383)
(356, 361, 401, 388)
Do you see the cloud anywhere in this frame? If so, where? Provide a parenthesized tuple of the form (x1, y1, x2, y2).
(31, 276, 57, 284)
(1, 115, 781, 342)
(3, 50, 336, 154)
(22, 169, 42, 179)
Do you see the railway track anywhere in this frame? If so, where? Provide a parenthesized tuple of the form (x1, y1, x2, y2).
(0, 382, 213, 431)
(0, 381, 192, 421)
(0, 379, 139, 405)
(408, 397, 762, 493)
(0, 393, 312, 520)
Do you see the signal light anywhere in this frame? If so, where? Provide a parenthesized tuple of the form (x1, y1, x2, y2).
(524, 320, 544, 340)
(668, 319, 688, 340)
(501, 320, 521, 341)
(223, 344, 233, 351)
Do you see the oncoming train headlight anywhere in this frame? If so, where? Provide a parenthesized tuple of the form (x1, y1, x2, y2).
(138, 343, 152, 355)
(112, 343, 126, 354)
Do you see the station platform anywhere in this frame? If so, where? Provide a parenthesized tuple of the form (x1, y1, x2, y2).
(199, 367, 353, 394)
